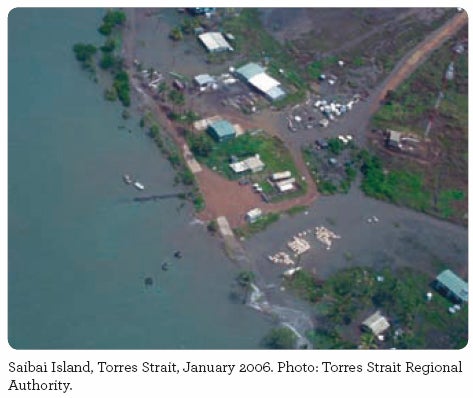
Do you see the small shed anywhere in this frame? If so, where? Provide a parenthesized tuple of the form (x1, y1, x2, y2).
(272, 171, 292, 181)
(361, 311, 390, 336)
(276, 178, 296, 193)
(244, 155, 265, 173)
(194, 74, 216, 87)
(229, 161, 248, 173)
(387, 130, 402, 149)
(245, 208, 262, 223)
(434, 269, 468, 303)
(198, 32, 233, 53)
(207, 120, 236, 142)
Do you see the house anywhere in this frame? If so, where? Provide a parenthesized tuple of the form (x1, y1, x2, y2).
(434, 269, 468, 303)
(235, 62, 266, 81)
(245, 208, 262, 223)
(235, 62, 286, 101)
(276, 178, 296, 193)
(361, 311, 390, 336)
(229, 154, 265, 174)
(271, 171, 292, 181)
(244, 155, 265, 173)
(207, 120, 236, 142)
(194, 74, 216, 88)
(198, 32, 233, 53)
(387, 130, 402, 149)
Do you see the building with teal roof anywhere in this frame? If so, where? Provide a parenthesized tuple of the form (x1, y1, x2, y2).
(207, 120, 236, 142)
(434, 269, 468, 303)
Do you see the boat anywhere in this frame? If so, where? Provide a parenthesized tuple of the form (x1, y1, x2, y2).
(134, 181, 145, 190)
(123, 174, 132, 184)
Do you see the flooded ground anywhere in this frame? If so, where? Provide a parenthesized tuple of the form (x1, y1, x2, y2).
(122, 8, 467, 343)
(244, 185, 467, 284)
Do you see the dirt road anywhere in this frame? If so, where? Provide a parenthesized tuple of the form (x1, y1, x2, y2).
(371, 11, 468, 112)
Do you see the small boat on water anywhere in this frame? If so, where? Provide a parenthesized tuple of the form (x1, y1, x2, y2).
(134, 181, 145, 191)
(123, 174, 132, 184)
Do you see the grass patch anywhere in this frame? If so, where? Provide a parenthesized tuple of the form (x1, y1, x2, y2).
(188, 131, 305, 201)
(358, 150, 430, 212)
(437, 189, 465, 218)
(234, 213, 280, 238)
(222, 9, 307, 106)
(285, 205, 308, 217)
(291, 266, 467, 349)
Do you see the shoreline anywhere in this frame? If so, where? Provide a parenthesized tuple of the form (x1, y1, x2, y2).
(118, 8, 467, 347)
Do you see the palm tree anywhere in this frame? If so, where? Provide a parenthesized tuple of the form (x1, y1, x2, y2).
(358, 332, 378, 349)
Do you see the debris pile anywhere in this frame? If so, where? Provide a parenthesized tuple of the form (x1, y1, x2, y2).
(314, 226, 340, 250)
(287, 236, 311, 256)
(268, 251, 295, 266)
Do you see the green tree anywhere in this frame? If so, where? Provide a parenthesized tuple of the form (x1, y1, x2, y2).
(262, 327, 297, 349)
(113, 70, 131, 107)
(190, 134, 213, 157)
(169, 26, 183, 41)
(72, 43, 97, 62)
(100, 38, 116, 53)
(99, 53, 117, 69)
(168, 89, 185, 107)
(99, 10, 126, 35)
(359, 332, 378, 349)
(236, 270, 255, 288)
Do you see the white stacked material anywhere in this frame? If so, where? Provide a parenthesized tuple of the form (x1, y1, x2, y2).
(268, 251, 295, 266)
(314, 226, 340, 250)
(287, 236, 311, 256)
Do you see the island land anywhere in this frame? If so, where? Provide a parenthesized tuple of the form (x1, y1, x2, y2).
(75, 8, 468, 349)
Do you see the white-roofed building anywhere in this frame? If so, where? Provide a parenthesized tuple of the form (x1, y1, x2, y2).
(276, 178, 296, 193)
(198, 32, 233, 53)
(245, 208, 262, 223)
(235, 62, 286, 101)
(361, 311, 390, 336)
(271, 171, 292, 181)
(194, 74, 216, 87)
(229, 154, 265, 174)
(248, 73, 280, 93)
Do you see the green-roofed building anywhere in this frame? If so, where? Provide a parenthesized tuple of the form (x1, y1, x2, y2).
(434, 269, 468, 303)
(236, 62, 266, 81)
(207, 120, 236, 142)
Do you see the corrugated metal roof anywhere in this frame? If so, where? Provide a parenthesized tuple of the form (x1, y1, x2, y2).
(198, 32, 232, 52)
(248, 73, 280, 93)
(236, 63, 266, 81)
(362, 311, 390, 336)
(436, 269, 468, 301)
(266, 85, 286, 101)
(194, 74, 216, 86)
(208, 120, 235, 139)
(244, 155, 265, 172)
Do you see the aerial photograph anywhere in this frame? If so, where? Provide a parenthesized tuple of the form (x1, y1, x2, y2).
(8, 8, 468, 349)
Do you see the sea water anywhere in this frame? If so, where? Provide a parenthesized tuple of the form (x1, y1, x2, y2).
(8, 8, 272, 349)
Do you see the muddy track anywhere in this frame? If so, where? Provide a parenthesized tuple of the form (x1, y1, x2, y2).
(122, 9, 466, 229)
(369, 11, 468, 114)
